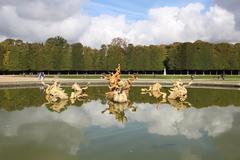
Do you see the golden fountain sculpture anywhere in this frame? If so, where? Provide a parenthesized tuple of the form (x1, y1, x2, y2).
(70, 82, 89, 104)
(101, 64, 137, 123)
(141, 82, 167, 100)
(168, 80, 192, 102)
(44, 80, 68, 102)
(102, 64, 137, 103)
(141, 80, 192, 110)
(42, 80, 89, 112)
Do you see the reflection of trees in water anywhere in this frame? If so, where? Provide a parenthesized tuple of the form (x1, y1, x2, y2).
(0, 88, 45, 111)
(132, 87, 240, 108)
(187, 88, 240, 108)
(102, 100, 137, 123)
(0, 87, 240, 112)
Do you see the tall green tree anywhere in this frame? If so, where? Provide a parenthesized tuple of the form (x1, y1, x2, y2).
(71, 43, 84, 70)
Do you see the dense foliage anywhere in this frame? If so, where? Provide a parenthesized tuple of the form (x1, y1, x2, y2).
(166, 41, 240, 70)
(0, 37, 239, 71)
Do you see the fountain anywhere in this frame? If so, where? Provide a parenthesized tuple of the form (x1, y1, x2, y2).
(141, 82, 167, 100)
(70, 82, 89, 104)
(141, 80, 192, 110)
(42, 80, 89, 112)
(43, 80, 68, 102)
(103, 64, 137, 103)
(168, 80, 192, 102)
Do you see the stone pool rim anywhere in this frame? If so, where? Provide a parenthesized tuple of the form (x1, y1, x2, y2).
(0, 78, 239, 90)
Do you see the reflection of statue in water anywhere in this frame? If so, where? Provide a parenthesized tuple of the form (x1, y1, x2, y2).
(141, 80, 192, 110)
(141, 83, 167, 102)
(70, 82, 89, 104)
(42, 80, 89, 112)
(45, 99, 69, 113)
(168, 80, 192, 102)
(168, 99, 191, 110)
(102, 100, 137, 123)
(43, 80, 68, 102)
(102, 64, 137, 103)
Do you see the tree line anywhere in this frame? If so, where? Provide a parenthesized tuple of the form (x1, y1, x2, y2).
(0, 37, 239, 71)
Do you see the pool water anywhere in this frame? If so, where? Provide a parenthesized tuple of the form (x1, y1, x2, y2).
(0, 87, 240, 160)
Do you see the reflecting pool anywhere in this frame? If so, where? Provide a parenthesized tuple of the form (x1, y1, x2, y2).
(0, 87, 240, 160)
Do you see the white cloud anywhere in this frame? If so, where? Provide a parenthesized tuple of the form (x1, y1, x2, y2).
(79, 15, 129, 47)
(0, 1, 240, 47)
(0, 6, 90, 42)
(127, 6, 185, 44)
(126, 3, 240, 45)
(0, 0, 86, 21)
(214, 0, 240, 30)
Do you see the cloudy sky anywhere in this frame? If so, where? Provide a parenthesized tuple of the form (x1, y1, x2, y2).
(0, 0, 240, 47)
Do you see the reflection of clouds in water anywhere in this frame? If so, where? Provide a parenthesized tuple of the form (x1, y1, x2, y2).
(129, 104, 184, 136)
(0, 100, 121, 155)
(81, 101, 125, 128)
(17, 121, 86, 155)
(0, 101, 240, 140)
(128, 104, 239, 139)
(0, 100, 121, 137)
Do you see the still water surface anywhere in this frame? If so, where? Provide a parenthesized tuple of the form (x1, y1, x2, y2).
(0, 87, 240, 160)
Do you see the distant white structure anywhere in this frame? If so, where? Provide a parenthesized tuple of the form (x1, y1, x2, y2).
(163, 68, 167, 75)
